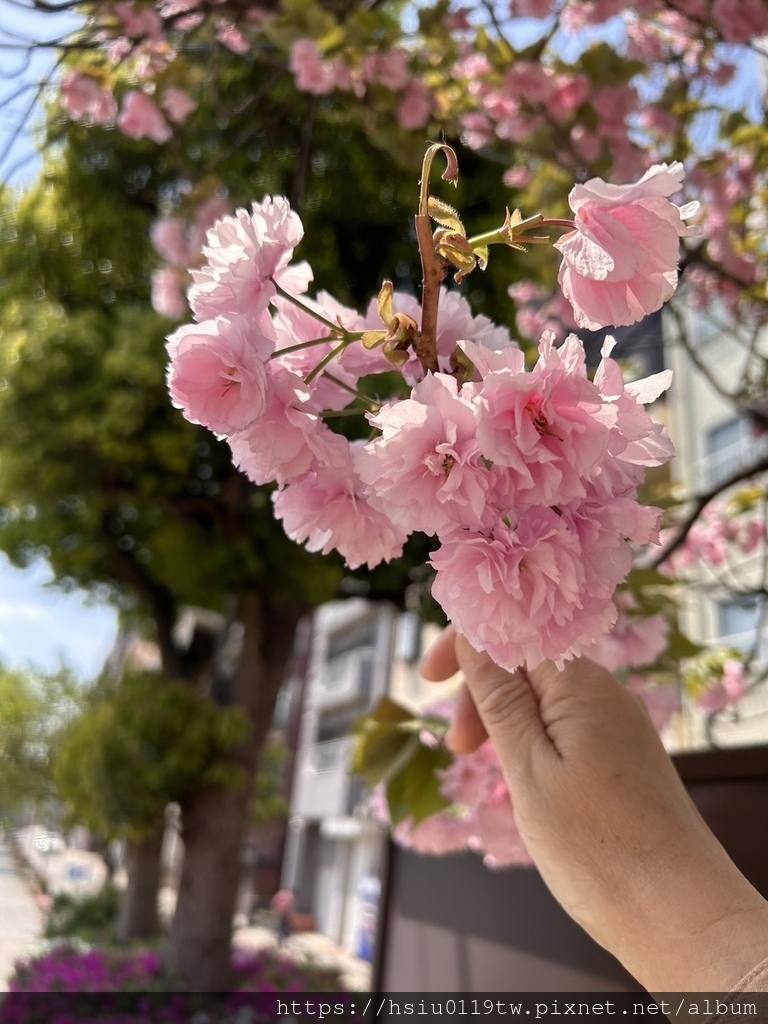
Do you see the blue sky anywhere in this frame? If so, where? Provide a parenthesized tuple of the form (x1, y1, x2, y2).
(0, 2, 80, 187)
(0, 556, 117, 679)
(0, 3, 117, 679)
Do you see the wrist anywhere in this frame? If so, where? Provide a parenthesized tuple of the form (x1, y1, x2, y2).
(618, 840, 768, 992)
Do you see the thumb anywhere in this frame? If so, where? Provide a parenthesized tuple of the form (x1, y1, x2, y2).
(454, 635, 547, 782)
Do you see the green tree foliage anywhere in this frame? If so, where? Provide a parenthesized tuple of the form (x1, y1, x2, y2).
(54, 672, 251, 842)
(0, 666, 80, 820)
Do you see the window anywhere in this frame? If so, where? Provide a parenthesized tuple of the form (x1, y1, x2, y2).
(716, 596, 762, 653)
(326, 619, 377, 660)
(703, 417, 765, 488)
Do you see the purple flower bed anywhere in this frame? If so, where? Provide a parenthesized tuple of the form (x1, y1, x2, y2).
(231, 947, 343, 993)
(8, 946, 164, 993)
(0, 944, 346, 1023)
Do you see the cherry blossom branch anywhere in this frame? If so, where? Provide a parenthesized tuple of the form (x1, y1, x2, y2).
(468, 214, 574, 250)
(650, 452, 768, 570)
(271, 280, 344, 335)
(271, 335, 352, 358)
(322, 373, 380, 411)
(479, 0, 513, 52)
(667, 299, 765, 422)
(414, 144, 457, 375)
(304, 337, 355, 385)
(319, 407, 369, 419)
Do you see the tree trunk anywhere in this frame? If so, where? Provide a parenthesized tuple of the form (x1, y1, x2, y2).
(116, 828, 164, 943)
(165, 593, 303, 990)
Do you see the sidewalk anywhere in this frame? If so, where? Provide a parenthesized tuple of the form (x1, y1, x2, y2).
(0, 838, 43, 992)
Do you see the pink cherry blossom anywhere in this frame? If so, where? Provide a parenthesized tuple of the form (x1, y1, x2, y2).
(546, 74, 589, 122)
(166, 314, 275, 434)
(112, 1, 163, 40)
(669, 0, 708, 18)
(609, 138, 650, 183)
(570, 124, 601, 164)
(228, 368, 347, 486)
(469, 790, 533, 869)
(474, 332, 616, 507)
(564, 489, 663, 580)
(356, 373, 495, 536)
(627, 675, 681, 733)
(639, 108, 679, 140)
(555, 162, 699, 330)
(560, 0, 628, 31)
(151, 218, 193, 267)
(363, 50, 411, 91)
(289, 39, 336, 96)
(696, 660, 748, 715)
(397, 79, 434, 131)
(503, 167, 531, 189)
(445, 7, 473, 30)
(508, 280, 544, 304)
(216, 22, 250, 54)
(510, 0, 556, 17)
(117, 91, 173, 144)
(452, 54, 493, 81)
(495, 112, 539, 144)
(271, 292, 360, 411)
(151, 267, 187, 319)
(60, 71, 117, 125)
(187, 196, 232, 254)
(626, 19, 667, 61)
(712, 0, 768, 43)
(584, 608, 669, 671)
(272, 453, 408, 570)
(460, 112, 495, 150)
(161, 87, 197, 124)
(393, 810, 475, 857)
(375, 732, 534, 866)
(590, 337, 675, 495)
(188, 197, 311, 321)
(430, 511, 591, 671)
(504, 62, 553, 103)
(438, 739, 504, 807)
(738, 517, 765, 556)
(591, 84, 639, 140)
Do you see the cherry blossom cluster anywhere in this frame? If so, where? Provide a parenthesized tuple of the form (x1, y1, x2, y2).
(282, 2, 765, 314)
(149, 197, 232, 320)
(53, 0, 764, 328)
(288, 39, 433, 132)
(663, 500, 766, 577)
(369, 724, 534, 869)
(165, 158, 692, 672)
(683, 649, 749, 716)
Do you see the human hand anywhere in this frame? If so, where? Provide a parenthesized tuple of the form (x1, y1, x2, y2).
(422, 626, 768, 993)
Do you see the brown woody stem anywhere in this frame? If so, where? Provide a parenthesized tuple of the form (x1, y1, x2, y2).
(415, 144, 457, 375)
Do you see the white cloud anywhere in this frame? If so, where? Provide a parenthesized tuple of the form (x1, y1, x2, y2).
(0, 557, 117, 678)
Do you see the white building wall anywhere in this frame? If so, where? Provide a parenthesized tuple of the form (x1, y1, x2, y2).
(282, 602, 459, 951)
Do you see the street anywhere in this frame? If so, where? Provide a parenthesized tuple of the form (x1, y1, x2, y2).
(0, 837, 42, 991)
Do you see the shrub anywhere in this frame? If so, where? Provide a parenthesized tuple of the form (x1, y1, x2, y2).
(44, 886, 120, 945)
